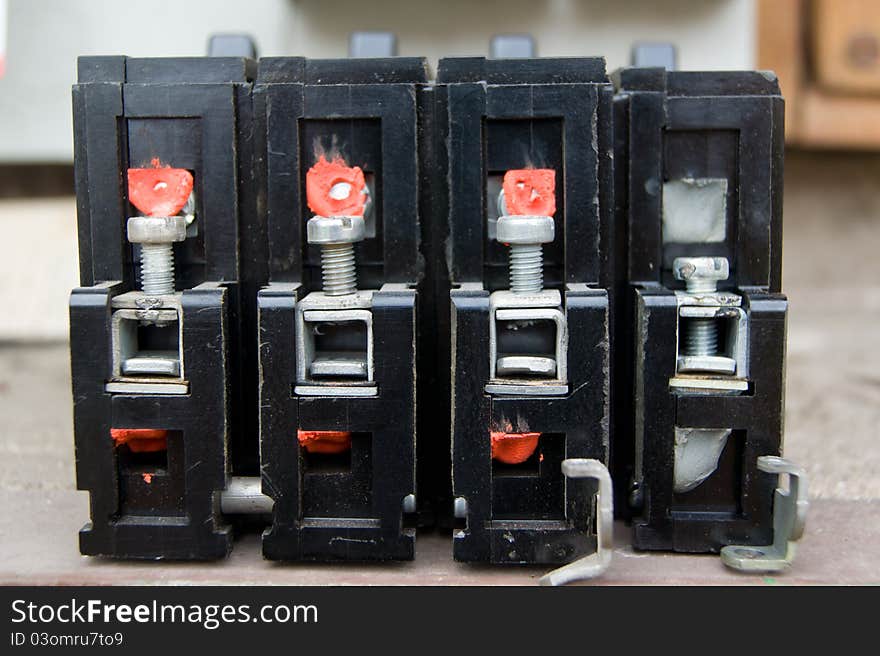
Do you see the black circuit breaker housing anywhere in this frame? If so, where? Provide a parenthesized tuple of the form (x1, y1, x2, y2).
(254, 57, 426, 561)
(612, 67, 786, 552)
(70, 56, 259, 559)
(437, 57, 614, 564)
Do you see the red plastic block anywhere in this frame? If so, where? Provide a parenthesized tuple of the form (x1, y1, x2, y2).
(110, 428, 168, 453)
(502, 169, 556, 217)
(306, 155, 367, 218)
(127, 159, 194, 217)
(297, 430, 353, 454)
(490, 431, 541, 465)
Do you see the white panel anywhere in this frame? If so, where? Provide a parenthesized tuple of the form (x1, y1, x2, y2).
(0, 0, 7, 79)
(0, 0, 754, 162)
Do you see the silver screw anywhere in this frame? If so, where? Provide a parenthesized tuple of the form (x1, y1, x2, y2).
(306, 215, 366, 296)
(495, 206, 555, 294)
(127, 215, 187, 295)
(509, 243, 544, 293)
(673, 257, 730, 357)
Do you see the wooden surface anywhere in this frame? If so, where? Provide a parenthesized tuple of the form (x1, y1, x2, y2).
(0, 490, 875, 586)
(757, 0, 803, 142)
(813, 0, 880, 95)
(758, 0, 880, 149)
(799, 88, 880, 148)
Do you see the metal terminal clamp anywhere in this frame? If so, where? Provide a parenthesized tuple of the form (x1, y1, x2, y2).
(486, 290, 568, 396)
(294, 290, 377, 397)
(107, 292, 187, 395)
(668, 257, 749, 493)
(107, 201, 193, 396)
(487, 208, 568, 396)
(721, 456, 808, 572)
(295, 214, 378, 397)
(669, 256, 749, 393)
(539, 459, 613, 586)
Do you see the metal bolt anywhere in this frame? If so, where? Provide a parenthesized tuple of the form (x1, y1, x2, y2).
(306, 215, 366, 296)
(495, 202, 555, 294)
(673, 257, 729, 357)
(127, 215, 187, 295)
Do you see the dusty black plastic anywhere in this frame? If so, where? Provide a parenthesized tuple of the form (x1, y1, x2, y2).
(612, 67, 786, 552)
(71, 56, 257, 559)
(254, 57, 424, 560)
(72, 284, 233, 559)
(438, 57, 613, 563)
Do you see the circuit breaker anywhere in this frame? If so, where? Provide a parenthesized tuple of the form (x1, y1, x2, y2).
(438, 57, 614, 567)
(612, 67, 802, 565)
(254, 57, 424, 561)
(68, 50, 806, 576)
(70, 56, 260, 559)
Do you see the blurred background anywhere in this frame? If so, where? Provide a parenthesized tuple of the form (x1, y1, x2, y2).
(0, 0, 877, 512)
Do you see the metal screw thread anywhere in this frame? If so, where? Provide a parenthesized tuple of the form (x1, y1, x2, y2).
(508, 243, 543, 294)
(682, 277, 719, 356)
(684, 278, 718, 294)
(684, 318, 719, 356)
(140, 243, 175, 295)
(320, 243, 357, 296)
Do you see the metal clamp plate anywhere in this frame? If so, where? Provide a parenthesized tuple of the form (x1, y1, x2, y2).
(295, 291, 376, 396)
(672, 295, 749, 385)
(487, 289, 568, 396)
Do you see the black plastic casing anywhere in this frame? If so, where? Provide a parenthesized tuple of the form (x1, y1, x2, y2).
(612, 68, 787, 552)
(254, 58, 428, 561)
(437, 57, 614, 564)
(71, 56, 260, 559)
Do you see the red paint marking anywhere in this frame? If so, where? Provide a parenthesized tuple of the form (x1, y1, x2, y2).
(297, 430, 352, 454)
(142, 473, 153, 484)
(110, 428, 168, 453)
(127, 160, 193, 217)
(306, 155, 367, 218)
(490, 431, 541, 465)
(502, 169, 556, 217)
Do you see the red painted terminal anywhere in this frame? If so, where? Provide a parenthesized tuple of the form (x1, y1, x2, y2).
(110, 428, 168, 453)
(127, 159, 194, 217)
(490, 431, 541, 465)
(306, 155, 368, 218)
(297, 430, 353, 454)
(501, 168, 556, 217)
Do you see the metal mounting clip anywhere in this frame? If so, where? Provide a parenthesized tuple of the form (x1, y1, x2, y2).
(721, 456, 808, 572)
(539, 459, 613, 586)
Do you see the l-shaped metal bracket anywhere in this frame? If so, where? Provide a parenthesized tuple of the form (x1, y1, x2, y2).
(539, 458, 613, 586)
(721, 456, 808, 572)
